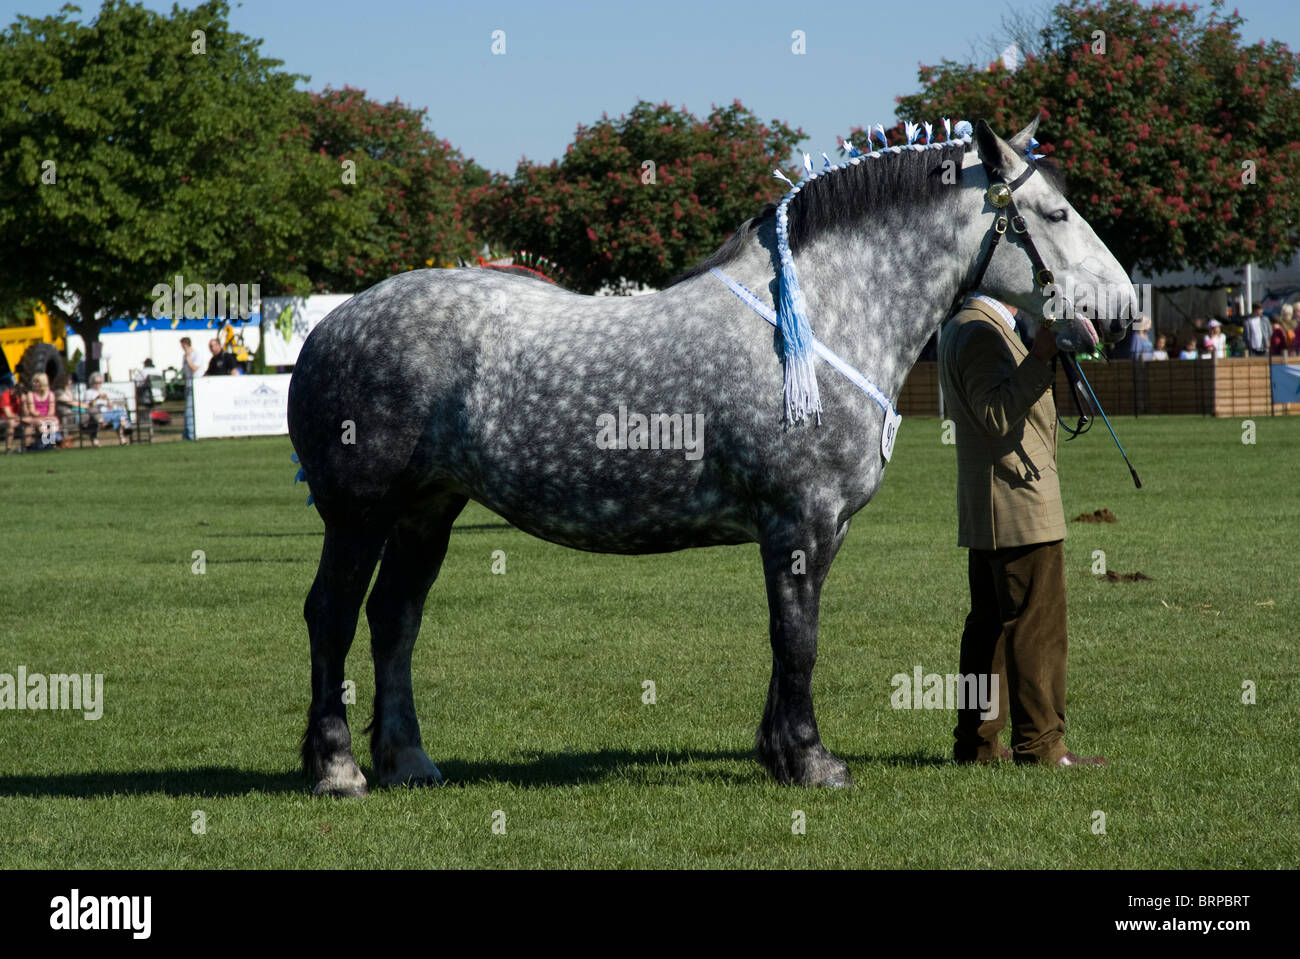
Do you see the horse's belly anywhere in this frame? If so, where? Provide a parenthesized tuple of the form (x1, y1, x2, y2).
(451, 435, 755, 553)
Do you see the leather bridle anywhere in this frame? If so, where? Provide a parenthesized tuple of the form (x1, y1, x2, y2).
(958, 158, 1056, 311)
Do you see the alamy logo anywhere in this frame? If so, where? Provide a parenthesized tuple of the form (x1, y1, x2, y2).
(1042, 280, 1152, 322)
(0, 667, 103, 720)
(150, 274, 260, 320)
(50, 889, 151, 939)
(891, 666, 999, 720)
(595, 405, 704, 461)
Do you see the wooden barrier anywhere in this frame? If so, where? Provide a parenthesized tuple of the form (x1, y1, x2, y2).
(902, 357, 1300, 418)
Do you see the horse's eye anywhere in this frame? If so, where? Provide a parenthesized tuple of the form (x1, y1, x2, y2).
(1047, 209, 1069, 223)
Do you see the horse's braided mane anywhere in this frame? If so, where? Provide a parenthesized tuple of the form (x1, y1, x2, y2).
(669, 140, 971, 286)
(668, 139, 1068, 287)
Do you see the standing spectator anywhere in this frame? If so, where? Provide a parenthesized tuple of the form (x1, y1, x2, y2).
(1243, 303, 1270, 356)
(206, 337, 240, 376)
(133, 357, 160, 387)
(1150, 334, 1170, 360)
(1270, 315, 1288, 357)
(180, 337, 202, 440)
(134, 356, 162, 408)
(1206, 319, 1227, 358)
(20, 372, 61, 449)
(1281, 306, 1298, 357)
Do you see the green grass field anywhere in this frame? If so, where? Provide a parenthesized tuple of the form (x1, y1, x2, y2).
(1, 416, 1296, 868)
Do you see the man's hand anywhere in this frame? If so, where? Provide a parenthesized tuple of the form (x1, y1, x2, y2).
(1030, 323, 1059, 363)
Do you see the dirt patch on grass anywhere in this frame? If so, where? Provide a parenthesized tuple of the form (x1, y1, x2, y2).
(1105, 571, 1152, 582)
(1073, 508, 1117, 523)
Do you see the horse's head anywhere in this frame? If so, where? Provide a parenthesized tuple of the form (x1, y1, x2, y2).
(965, 116, 1136, 346)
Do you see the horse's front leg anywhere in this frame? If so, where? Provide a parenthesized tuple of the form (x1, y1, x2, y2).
(756, 512, 853, 787)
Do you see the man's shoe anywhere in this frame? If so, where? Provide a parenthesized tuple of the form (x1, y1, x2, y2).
(1055, 752, 1108, 767)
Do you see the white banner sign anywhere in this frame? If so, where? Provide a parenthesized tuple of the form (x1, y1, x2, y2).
(191, 374, 291, 438)
(260, 295, 353, 366)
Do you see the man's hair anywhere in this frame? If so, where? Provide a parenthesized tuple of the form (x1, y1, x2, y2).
(180, 337, 192, 346)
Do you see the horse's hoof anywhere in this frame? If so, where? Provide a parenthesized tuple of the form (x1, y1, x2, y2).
(818, 766, 855, 788)
(312, 777, 368, 798)
(376, 747, 443, 788)
(311, 756, 369, 797)
(803, 754, 854, 788)
(388, 772, 442, 789)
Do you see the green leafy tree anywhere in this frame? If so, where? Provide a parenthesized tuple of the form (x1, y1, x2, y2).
(891, 0, 1300, 276)
(291, 86, 490, 292)
(470, 100, 803, 293)
(0, 0, 354, 369)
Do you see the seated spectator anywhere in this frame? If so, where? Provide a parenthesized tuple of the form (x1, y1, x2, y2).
(1226, 325, 1246, 357)
(1178, 338, 1201, 360)
(83, 373, 129, 447)
(1150, 334, 1169, 360)
(206, 338, 240, 375)
(20, 372, 61, 449)
(1206, 319, 1227, 358)
(0, 380, 20, 452)
(1127, 318, 1154, 359)
(55, 382, 80, 448)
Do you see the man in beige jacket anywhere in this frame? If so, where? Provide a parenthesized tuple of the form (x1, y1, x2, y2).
(938, 294, 1107, 767)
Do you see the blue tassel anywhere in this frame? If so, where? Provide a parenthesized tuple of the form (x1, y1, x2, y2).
(294, 468, 305, 484)
(290, 453, 299, 463)
(954, 120, 973, 139)
(775, 249, 822, 424)
(306, 493, 314, 507)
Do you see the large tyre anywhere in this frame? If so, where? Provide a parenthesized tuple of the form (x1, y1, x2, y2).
(19, 342, 68, 389)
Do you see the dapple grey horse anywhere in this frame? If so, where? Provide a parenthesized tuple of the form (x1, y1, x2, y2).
(289, 117, 1135, 795)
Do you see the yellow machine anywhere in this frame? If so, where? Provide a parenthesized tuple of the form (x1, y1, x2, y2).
(0, 303, 67, 384)
(219, 322, 254, 364)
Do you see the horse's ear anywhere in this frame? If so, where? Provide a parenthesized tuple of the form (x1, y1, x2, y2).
(1007, 114, 1041, 153)
(974, 118, 1026, 179)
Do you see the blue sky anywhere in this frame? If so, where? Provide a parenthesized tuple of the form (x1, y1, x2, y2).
(5, 0, 1298, 173)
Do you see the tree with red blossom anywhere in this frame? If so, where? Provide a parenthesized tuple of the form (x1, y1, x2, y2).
(291, 87, 491, 293)
(469, 100, 803, 293)
(890, 0, 1300, 276)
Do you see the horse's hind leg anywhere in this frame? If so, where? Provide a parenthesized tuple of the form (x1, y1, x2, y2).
(303, 524, 386, 797)
(366, 493, 467, 787)
(756, 513, 854, 787)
